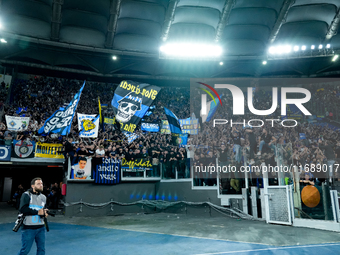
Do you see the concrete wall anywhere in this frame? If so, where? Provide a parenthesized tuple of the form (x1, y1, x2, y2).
(64, 180, 221, 217)
(64, 181, 157, 217)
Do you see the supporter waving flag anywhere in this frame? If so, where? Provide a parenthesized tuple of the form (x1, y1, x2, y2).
(164, 107, 182, 134)
(38, 81, 85, 135)
(111, 80, 161, 133)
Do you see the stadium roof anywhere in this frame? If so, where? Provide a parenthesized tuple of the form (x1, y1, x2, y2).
(1, 0, 340, 84)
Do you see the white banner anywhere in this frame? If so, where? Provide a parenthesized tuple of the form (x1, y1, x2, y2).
(5, 115, 30, 131)
(0, 74, 12, 88)
(77, 113, 99, 138)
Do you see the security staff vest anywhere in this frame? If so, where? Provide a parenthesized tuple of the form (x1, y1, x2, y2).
(23, 191, 46, 227)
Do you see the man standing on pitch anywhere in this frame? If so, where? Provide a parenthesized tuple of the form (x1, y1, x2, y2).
(18, 177, 48, 255)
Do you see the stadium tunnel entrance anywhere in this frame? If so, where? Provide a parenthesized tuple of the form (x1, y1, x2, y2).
(0, 164, 64, 203)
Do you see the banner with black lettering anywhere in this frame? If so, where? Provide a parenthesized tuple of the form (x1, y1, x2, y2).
(93, 158, 121, 184)
(111, 80, 161, 133)
(38, 82, 85, 135)
(77, 113, 99, 138)
(35, 142, 64, 159)
(0, 145, 11, 161)
(12, 140, 35, 158)
(141, 122, 160, 132)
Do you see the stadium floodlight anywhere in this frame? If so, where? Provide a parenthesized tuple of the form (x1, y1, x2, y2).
(311, 45, 315, 49)
(159, 43, 223, 58)
(276, 45, 285, 54)
(283, 45, 291, 53)
(112, 55, 117, 60)
(0, 38, 7, 43)
(293, 45, 299, 52)
(326, 44, 331, 49)
(301, 45, 306, 51)
(262, 60, 267, 65)
(318, 44, 323, 49)
(219, 62, 223, 65)
(332, 55, 339, 62)
(268, 46, 276, 54)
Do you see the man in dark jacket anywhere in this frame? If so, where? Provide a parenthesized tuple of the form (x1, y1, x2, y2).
(319, 139, 336, 182)
(18, 177, 49, 255)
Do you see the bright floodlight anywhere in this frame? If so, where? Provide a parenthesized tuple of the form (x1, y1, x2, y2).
(112, 55, 117, 60)
(311, 45, 315, 49)
(318, 44, 323, 49)
(301, 45, 306, 51)
(0, 38, 7, 43)
(284, 45, 292, 53)
(293, 46, 299, 52)
(276, 45, 285, 54)
(268, 46, 276, 54)
(160, 43, 222, 58)
(326, 44, 331, 49)
(262, 60, 267, 65)
(219, 62, 223, 65)
(332, 55, 339, 62)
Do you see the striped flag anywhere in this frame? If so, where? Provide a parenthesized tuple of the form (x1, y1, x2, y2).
(164, 107, 182, 134)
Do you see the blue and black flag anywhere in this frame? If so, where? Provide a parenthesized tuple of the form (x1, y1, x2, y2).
(111, 80, 161, 133)
(38, 82, 85, 135)
(93, 158, 121, 184)
(164, 107, 182, 134)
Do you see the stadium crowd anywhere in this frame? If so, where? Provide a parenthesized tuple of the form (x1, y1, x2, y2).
(0, 76, 339, 190)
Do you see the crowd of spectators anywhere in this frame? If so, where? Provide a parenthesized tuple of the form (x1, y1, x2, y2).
(303, 83, 340, 121)
(0, 76, 340, 190)
(0, 80, 9, 109)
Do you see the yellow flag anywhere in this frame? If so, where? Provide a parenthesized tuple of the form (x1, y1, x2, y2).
(98, 97, 102, 124)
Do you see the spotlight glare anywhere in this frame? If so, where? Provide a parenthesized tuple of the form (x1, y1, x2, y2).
(262, 60, 267, 65)
(318, 44, 323, 49)
(332, 55, 339, 62)
(112, 55, 117, 60)
(311, 45, 315, 50)
(268, 46, 276, 54)
(293, 45, 299, 52)
(0, 38, 7, 43)
(219, 61, 223, 65)
(301, 45, 306, 51)
(277, 45, 284, 54)
(326, 44, 331, 49)
(284, 45, 292, 53)
(159, 43, 223, 58)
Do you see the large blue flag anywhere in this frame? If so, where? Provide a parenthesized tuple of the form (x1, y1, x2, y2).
(164, 107, 182, 134)
(38, 82, 85, 135)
